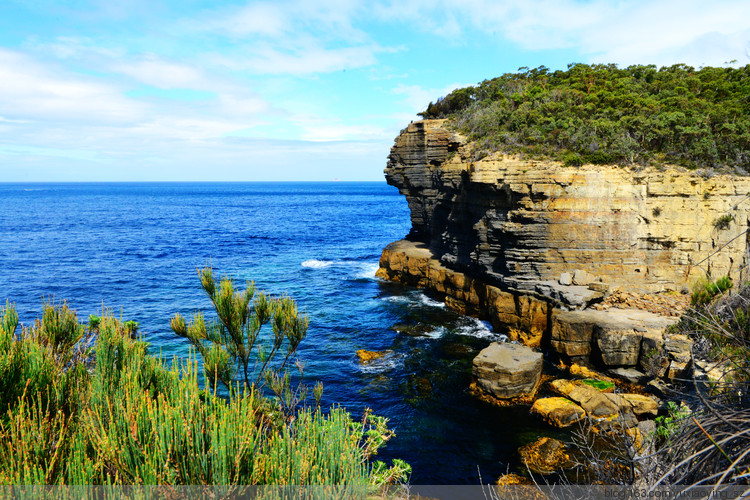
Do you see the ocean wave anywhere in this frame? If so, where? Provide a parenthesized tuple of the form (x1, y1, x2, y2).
(455, 317, 504, 340)
(353, 263, 379, 279)
(418, 293, 446, 308)
(422, 325, 447, 339)
(301, 259, 333, 269)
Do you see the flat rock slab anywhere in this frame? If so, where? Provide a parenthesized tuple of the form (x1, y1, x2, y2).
(555, 308, 678, 332)
(548, 379, 619, 417)
(608, 367, 648, 384)
(552, 308, 679, 367)
(531, 397, 586, 428)
(473, 342, 543, 399)
(535, 281, 603, 308)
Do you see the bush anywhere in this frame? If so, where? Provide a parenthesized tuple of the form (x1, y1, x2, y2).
(691, 275, 733, 306)
(713, 214, 734, 230)
(562, 152, 584, 167)
(425, 63, 750, 172)
(0, 287, 408, 487)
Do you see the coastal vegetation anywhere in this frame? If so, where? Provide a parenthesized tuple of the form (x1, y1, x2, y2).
(0, 269, 409, 488)
(420, 63, 750, 171)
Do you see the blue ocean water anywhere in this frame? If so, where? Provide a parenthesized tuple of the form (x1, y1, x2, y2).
(0, 182, 545, 484)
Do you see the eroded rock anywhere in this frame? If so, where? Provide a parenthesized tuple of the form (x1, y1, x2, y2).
(531, 397, 586, 428)
(473, 342, 543, 399)
(548, 380, 619, 417)
(518, 437, 571, 475)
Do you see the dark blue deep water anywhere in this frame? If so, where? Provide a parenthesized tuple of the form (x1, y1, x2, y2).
(0, 182, 545, 484)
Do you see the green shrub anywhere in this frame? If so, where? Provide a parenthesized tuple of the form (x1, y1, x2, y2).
(691, 275, 733, 305)
(654, 401, 691, 442)
(562, 152, 584, 167)
(425, 64, 750, 171)
(713, 214, 734, 230)
(0, 295, 408, 487)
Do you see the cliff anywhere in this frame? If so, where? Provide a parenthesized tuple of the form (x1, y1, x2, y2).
(382, 120, 750, 295)
(377, 119, 750, 374)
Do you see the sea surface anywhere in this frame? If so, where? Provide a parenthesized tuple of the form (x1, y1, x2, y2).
(0, 182, 550, 484)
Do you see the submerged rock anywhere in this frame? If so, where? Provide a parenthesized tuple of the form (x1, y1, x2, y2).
(389, 323, 434, 337)
(356, 349, 390, 363)
(472, 342, 543, 400)
(518, 437, 572, 475)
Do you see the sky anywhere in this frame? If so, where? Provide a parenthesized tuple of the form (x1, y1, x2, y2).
(0, 0, 749, 182)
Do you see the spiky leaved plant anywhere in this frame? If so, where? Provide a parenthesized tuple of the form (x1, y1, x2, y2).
(170, 267, 310, 411)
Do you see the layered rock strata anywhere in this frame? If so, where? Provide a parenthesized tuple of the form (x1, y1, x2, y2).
(384, 119, 750, 294)
(472, 342, 543, 400)
(378, 119, 750, 377)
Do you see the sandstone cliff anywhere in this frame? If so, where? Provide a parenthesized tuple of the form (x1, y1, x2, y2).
(383, 119, 750, 295)
(377, 119, 750, 377)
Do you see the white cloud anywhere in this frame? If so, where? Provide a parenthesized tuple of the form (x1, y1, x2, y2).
(376, 0, 750, 67)
(0, 48, 144, 124)
(211, 41, 384, 75)
(206, 2, 288, 37)
(112, 55, 204, 89)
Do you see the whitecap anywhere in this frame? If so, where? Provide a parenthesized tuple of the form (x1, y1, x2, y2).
(353, 263, 380, 279)
(383, 295, 412, 304)
(418, 293, 446, 308)
(358, 352, 405, 374)
(455, 317, 504, 340)
(421, 325, 447, 339)
(301, 259, 333, 269)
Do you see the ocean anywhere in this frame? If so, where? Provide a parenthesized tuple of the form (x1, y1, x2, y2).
(0, 181, 549, 484)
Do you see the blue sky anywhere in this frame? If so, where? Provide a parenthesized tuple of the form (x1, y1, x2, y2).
(1, 0, 749, 181)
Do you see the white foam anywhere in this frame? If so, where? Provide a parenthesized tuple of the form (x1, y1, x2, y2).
(383, 295, 412, 304)
(455, 317, 505, 340)
(358, 352, 405, 374)
(354, 263, 380, 279)
(422, 325, 447, 339)
(418, 293, 446, 308)
(301, 259, 333, 269)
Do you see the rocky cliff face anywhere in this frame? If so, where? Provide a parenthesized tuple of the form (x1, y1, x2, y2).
(385, 120, 750, 294)
(378, 119, 750, 377)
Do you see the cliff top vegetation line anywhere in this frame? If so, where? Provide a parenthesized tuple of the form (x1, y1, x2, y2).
(419, 63, 750, 172)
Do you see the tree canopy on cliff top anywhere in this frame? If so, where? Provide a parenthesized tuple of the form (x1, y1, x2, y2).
(420, 63, 750, 171)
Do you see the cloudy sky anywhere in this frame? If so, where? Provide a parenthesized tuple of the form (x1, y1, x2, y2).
(1, 0, 749, 181)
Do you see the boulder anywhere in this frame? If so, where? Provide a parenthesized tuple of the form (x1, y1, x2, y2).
(569, 364, 616, 383)
(495, 473, 534, 486)
(549, 380, 619, 417)
(550, 311, 595, 360)
(507, 326, 544, 349)
(559, 272, 572, 286)
(646, 379, 670, 398)
(572, 269, 593, 286)
(605, 393, 659, 419)
(588, 282, 610, 293)
(356, 349, 390, 363)
(518, 437, 571, 475)
(472, 342, 543, 399)
(667, 360, 691, 380)
(608, 367, 648, 385)
(530, 397, 586, 428)
(596, 327, 643, 366)
(665, 334, 693, 364)
(623, 394, 659, 418)
(639, 331, 670, 378)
